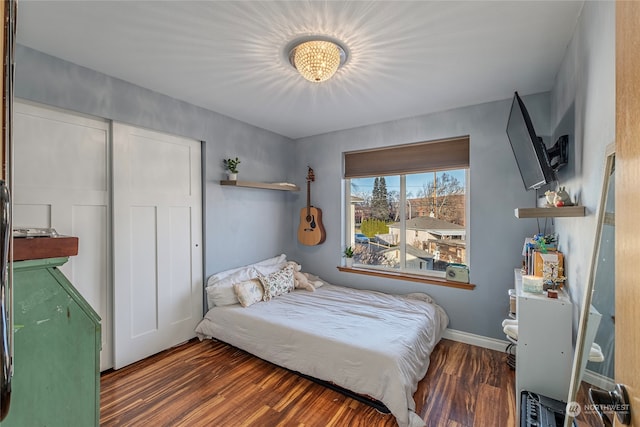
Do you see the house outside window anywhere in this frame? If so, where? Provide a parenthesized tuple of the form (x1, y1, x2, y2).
(344, 136, 469, 279)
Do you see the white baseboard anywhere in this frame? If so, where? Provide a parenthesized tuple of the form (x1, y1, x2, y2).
(442, 328, 509, 352)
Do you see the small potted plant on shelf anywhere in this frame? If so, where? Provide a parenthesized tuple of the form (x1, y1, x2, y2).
(343, 246, 354, 268)
(223, 157, 241, 180)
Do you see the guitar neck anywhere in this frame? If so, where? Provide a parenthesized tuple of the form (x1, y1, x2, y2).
(306, 179, 311, 215)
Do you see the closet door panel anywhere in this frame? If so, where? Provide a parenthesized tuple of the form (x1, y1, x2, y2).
(70, 204, 109, 334)
(128, 134, 192, 195)
(113, 123, 202, 369)
(129, 205, 160, 337)
(13, 204, 51, 228)
(168, 206, 193, 324)
(13, 101, 112, 371)
(14, 110, 108, 191)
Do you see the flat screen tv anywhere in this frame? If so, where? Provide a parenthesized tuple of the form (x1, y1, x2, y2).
(506, 91, 557, 190)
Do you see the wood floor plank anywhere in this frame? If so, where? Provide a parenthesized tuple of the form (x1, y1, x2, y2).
(473, 382, 515, 426)
(101, 338, 515, 426)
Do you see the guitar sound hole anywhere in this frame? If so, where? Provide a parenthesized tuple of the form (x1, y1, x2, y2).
(304, 214, 317, 230)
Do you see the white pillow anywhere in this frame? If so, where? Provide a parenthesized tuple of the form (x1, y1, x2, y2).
(254, 261, 288, 276)
(206, 267, 258, 308)
(206, 254, 286, 287)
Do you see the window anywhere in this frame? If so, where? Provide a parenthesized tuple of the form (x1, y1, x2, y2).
(344, 136, 469, 279)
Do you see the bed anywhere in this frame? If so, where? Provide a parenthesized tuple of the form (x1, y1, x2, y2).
(195, 256, 449, 427)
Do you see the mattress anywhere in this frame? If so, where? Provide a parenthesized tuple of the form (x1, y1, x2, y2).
(195, 282, 449, 427)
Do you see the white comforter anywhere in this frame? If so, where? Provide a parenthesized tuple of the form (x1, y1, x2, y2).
(195, 283, 449, 427)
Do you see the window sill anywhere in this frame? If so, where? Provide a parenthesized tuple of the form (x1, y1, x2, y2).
(336, 266, 476, 291)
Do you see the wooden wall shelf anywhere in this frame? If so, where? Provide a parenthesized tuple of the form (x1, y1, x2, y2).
(514, 206, 585, 218)
(220, 180, 299, 191)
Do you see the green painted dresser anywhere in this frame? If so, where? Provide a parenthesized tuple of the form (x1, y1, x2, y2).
(0, 248, 101, 426)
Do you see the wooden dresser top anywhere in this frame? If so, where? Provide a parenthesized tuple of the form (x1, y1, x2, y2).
(13, 236, 79, 261)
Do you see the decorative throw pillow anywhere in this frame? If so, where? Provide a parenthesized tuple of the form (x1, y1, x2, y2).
(233, 279, 265, 307)
(259, 265, 295, 301)
(206, 267, 258, 308)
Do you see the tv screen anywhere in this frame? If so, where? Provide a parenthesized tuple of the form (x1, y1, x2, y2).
(506, 92, 557, 190)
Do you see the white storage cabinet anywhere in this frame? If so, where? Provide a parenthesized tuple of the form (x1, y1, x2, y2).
(513, 269, 573, 422)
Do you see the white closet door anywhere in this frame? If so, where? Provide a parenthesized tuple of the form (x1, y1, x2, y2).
(13, 101, 113, 371)
(112, 123, 203, 369)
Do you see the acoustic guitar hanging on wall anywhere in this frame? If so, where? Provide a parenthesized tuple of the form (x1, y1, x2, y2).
(297, 167, 326, 246)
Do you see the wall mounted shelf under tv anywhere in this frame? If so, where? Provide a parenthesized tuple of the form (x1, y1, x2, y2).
(514, 206, 585, 218)
(220, 180, 300, 191)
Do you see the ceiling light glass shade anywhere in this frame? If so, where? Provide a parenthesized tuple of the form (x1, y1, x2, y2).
(292, 40, 344, 83)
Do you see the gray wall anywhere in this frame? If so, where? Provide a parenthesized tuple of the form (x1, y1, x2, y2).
(549, 1, 615, 334)
(293, 94, 551, 339)
(14, 45, 299, 280)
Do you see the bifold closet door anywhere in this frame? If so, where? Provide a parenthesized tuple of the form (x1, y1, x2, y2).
(112, 123, 203, 369)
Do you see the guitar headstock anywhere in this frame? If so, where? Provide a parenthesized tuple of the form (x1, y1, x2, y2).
(306, 167, 315, 183)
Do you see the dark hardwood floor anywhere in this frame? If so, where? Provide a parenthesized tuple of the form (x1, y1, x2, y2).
(101, 338, 516, 426)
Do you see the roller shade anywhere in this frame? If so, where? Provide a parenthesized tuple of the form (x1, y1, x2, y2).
(343, 136, 469, 178)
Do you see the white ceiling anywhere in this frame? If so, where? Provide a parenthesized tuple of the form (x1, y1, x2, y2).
(16, 1, 584, 139)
